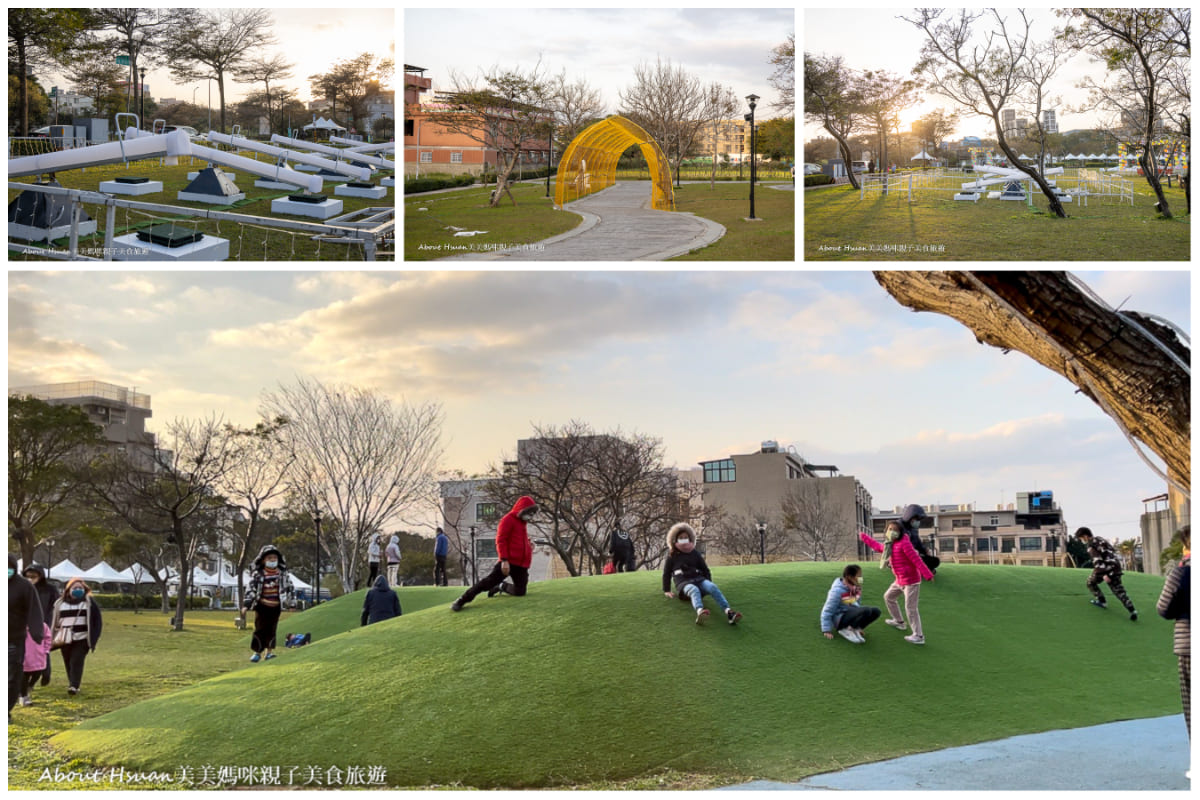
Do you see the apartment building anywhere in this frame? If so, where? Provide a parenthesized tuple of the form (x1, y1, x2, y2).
(438, 477, 556, 586)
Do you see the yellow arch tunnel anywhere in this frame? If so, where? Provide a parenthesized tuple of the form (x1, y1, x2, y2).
(554, 116, 675, 211)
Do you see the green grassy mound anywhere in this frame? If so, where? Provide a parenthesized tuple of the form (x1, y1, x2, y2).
(51, 564, 1176, 788)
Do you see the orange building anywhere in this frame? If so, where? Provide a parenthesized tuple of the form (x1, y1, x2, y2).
(404, 64, 551, 177)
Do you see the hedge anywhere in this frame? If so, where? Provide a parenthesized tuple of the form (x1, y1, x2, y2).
(404, 173, 477, 194)
(804, 174, 835, 187)
(91, 593, 211, 610)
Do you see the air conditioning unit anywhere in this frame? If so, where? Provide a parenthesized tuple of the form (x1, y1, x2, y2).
(760, 440, 779, 453)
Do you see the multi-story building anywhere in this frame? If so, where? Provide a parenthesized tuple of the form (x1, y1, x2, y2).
(693, 441, 873, 563)
(871, 491, 1068, 567)
(364, 90, 394, 136)
(10, 380, 158, 471)
(438, 477, 556, 586)
(1042, 109, 1058, 134)
(1140, 488, 1190, 576)
(699, 119, 749, 163)
(1001, 109, 1017, 136)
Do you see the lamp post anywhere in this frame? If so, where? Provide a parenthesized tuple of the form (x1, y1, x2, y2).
(312, 506, 322, 606)
(744, 94, 760, 220)
(756, 521, 766, 565)
(469, 525, 477, 584)
(139, 67, 146, 129)
(545, 120, 554, 198)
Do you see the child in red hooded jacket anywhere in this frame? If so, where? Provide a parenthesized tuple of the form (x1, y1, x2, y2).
(451, 496, 538, 612)
(860, 521, 934, 645)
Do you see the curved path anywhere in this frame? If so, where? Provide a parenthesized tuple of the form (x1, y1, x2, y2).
(442, 181, 725, 261)
(720, 714, 1189, 791)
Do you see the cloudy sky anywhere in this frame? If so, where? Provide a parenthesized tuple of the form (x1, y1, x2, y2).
(8, 270, 1189, 541)
(405, 7, 795, 120)
(39, 7, 394, 110)
(805, 7, 1123, 142)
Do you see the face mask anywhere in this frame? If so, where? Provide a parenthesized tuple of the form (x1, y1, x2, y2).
(265, 560, 278, 569)
(887, 529, 902, 542)
(7, 569, 14, 579)
(71, 588, 85, 599)
(677, 539, 692, 549)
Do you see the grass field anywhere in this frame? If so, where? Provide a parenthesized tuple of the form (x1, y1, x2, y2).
(404, 181, 581, 260)
(669, 182, 795, 261)
(8, 153, 395, 262)
(18, 564, 1177, 790)
(805, 179, 1190, 261)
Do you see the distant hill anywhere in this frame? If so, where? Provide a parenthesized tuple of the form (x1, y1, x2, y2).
(52, 563, 1176, 789)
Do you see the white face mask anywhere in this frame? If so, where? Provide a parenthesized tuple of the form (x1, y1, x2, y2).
(677, 539, 693, 550)
(265, 560, 278, 569)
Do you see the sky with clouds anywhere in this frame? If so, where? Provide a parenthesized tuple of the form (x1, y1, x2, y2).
(9, 270, 1189, 540)
(405, 7, 795, 120)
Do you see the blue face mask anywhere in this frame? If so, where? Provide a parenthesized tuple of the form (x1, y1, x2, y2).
(7, 568, 14, 579)
(71, 588, 85, 600)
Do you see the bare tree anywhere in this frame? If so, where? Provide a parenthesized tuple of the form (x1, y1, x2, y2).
(424, 61, 554, 207)
(780, 480, 854, 562)
(213, 417, 293, 615)
(261, 378, 444, 592)
(92, 8, 173, 120)
(705, 504, 793, 564)
(1016, 34, 1067, 176)
(874, 271, 1190, 496)
(234, 52, 294, 135)
(88, 415, 242, 630)
(1057, 9, 1190, 218)
(769, 32, 796, 112)
(163, 8, 276, 134)
(620, 57, 710, 187)
(551, 72, 607, 153)
(804, 52, 864, 190)
(705, 83, 741, 188)
(859, 69, 919, 172)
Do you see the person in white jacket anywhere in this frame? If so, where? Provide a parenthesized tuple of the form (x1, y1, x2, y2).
(385, 535, 402, 586)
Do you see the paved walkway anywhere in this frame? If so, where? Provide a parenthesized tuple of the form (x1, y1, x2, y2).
(721, 715, 1190, 791)
(441, 182, 725, 261)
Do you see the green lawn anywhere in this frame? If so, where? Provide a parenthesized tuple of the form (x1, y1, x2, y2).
(8, 154, 395, 262)
(805, 180, 1190, 260)
(669, 182, 795, 261)
(404, 182, 580, 260)
(22, 564, 1177, 790)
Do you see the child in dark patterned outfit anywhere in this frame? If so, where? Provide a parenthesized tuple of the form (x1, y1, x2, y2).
(242, 544, 295, 662)
(1076, 527, 1137, 621)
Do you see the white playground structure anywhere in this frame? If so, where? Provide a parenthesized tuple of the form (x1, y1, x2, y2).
(8, 115, 395, 261)
(860, 165, 1134, 207)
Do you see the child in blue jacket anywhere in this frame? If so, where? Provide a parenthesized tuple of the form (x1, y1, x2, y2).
(820, 564, 881, 644)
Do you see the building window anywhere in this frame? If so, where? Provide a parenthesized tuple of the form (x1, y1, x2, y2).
(450, 152, 462, 163)
(939, 537, 954, 553)
(475, 538, 498, 560)
(702, 459, 736, 483)
(419, 151, 432, 163)
(476, 502, 499, 522)
(951, 518, 971, 529)
(958, 539, 971, 554)
(404, 119, 414, 136)
(1001, 537, 1015, 553)
(977, 537, 991, 552)
(989, 515, 1000, 526)
(1019, 537, 1042, 551)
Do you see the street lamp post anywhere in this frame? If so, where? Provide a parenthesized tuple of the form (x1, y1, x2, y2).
(312, 506, 322, 606)
(756, 521, 766, 565)
(469, 525, 477, 584)
(545, 121, 554, 198)
(744, 94, 760, 220)
(139, 67, 146, 129)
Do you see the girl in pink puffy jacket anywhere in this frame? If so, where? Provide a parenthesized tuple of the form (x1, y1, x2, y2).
(860, 521, 934, 645)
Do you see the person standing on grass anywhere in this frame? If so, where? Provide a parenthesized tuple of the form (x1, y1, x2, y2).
(361, 574, 402, 626)
(242, 544, 295, 663)
(49, 577, 101, 696)
(451, 496, 538, 612)
(9, 554, 44, 719)
(609, 525, 636, 573)
(662, 523, 742, 626)
(900, 504, 939, 574)
(1076, 527, 1138, 621)
(22, 564, 58, 688)
(434, 527, 450, 587)
(820, 564, 881, 644)
(860, 522, 934, 645)
(385, 535, 402, 587)
(1157, 526, 1190, 737)
(19, 616, 51, 707)
(367, 534, 382, 586)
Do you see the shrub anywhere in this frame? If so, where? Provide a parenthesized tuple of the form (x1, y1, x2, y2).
(805, 174, 834, 187)
(404, 173, 477, 194)
(91, 593, 211, 610)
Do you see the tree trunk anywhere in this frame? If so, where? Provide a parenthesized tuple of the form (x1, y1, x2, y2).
(873, 271, 1190, 491)
(824, 123, 860, 190)
(994, 130, 1067, 218)
(488, 155, 519, 207)
(13, 525, 36, 571)
(217, 73, 227, 134)
(17, 40, 30, 137)
(1139, 142, 1172, 218)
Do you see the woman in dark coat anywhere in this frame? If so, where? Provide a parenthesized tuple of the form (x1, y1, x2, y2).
(361, 574, 402, 626)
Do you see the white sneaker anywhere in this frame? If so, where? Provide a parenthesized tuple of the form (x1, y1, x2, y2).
(19, 694, 32, 707)
(884, 618, 907, 630)
(904, 633, 925, 645)
(852, 628, 867, 642)
(837, 629, 860, 643)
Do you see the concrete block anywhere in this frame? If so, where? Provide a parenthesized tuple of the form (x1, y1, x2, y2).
(9, 220, 98, 243)
(110, 232, 230, 261)
(334, 183, 388, 199)
(271, 196, 344, 219)
(99, 179, 164, 195)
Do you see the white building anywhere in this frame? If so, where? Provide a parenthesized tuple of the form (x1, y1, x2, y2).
(1042, 109, 1059, 134)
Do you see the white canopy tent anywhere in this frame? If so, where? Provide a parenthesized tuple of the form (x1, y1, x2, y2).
(79, 561, 133, 584)
(49, 559, 85, 581)
(117, 564, 168, 584)
(303, 116, 347, 132)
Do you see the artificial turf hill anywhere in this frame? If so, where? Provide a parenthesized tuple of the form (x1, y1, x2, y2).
(53, 563, 1177, 789)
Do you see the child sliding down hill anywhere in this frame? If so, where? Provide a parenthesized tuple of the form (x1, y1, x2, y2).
(819, 564, 881, 644)
(662, 523, 742, 626)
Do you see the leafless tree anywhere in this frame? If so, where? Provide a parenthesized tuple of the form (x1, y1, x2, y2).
(874, 271, 1190, 496)
(425, 61, 555, 207)
(436, 475, 492, 586)
(620, 57, 713, 187)
(261, 378, 444, 593)
(705, 504, 793, 564)
(705, 83, 741, 188)
(234, 53, 294, 135)
(780, 480, 855, 562)
(1057, 9, 1190, 218)
(1015, 34, 1067, 176)
(484, 421, 687, 576)
(88, 415, 242, 630)
(769, 32, 796, 112)
(213, 416, 294, 615)
(551, 72, 607, 154)
(163, 8, 276, 134)
(903, 8, 1068, 217)
(804, 52, 864, 190)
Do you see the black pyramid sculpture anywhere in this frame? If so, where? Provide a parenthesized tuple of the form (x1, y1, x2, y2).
(181, 166, 240, 197)
(8, 178, 93, 229)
